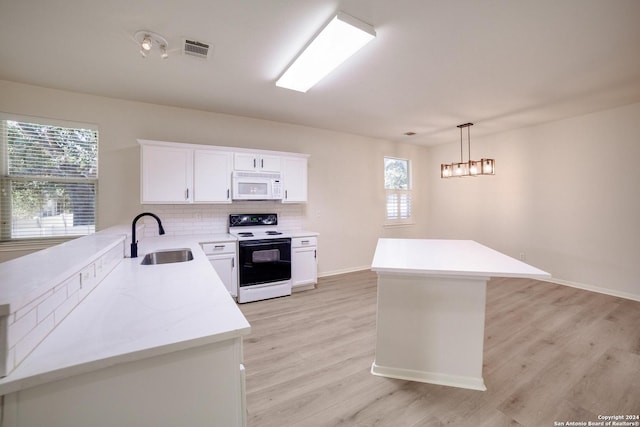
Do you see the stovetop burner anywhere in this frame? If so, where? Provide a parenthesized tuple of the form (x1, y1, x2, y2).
(229, 213, 291, 241)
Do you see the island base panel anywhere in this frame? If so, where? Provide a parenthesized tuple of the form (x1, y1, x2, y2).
(373, 273, 488, 391)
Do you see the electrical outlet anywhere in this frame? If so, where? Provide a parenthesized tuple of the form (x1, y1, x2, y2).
(519, 252, 526, 261)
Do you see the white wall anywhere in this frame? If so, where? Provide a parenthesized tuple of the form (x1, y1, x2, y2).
(427, 102, 640, 300)
(0, 80, 429, 274)
(3, 79, 637, 301)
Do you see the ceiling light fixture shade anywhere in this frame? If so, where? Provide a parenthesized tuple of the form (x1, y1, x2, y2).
(134, 30, 169, 59)
(441, 123, 495, 178)
(276, 11, 376, 93)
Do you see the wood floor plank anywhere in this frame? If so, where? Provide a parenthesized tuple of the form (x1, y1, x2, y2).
(239, 270, 640, 426)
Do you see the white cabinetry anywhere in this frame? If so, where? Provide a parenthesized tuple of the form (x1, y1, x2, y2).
(140, 140, 309, 205)
(234, 153, 281, 172)
(292, 236, 317, 291)
(282, 157, 308, 203)
(141, 144, 192, 203)
(202, 241, 238, 297)
(140, 141, 233, 204)
(2, 339, 246, 427)
(193, 150, 232, 203)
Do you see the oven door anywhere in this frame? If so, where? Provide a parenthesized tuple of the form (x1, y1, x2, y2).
(238, 238, 291, 287)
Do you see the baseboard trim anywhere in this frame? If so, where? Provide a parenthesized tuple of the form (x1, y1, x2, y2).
(319, 268, 640, 302)
(318, 266, 370, 278)
(371, 362, 486, 391)
(543, 277, 640, 302)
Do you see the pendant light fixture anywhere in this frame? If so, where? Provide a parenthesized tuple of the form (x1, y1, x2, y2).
(441, 123, 495, 178)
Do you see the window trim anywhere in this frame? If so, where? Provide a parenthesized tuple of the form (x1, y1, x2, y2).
(383, 156, 413, 225)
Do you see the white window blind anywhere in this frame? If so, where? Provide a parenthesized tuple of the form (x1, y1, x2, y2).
(0, 116, 98, 241)
(384, 157, 412, 222)
(386, 192, 412, 220)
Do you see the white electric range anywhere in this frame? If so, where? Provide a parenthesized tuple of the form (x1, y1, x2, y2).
(229, 213, 292, 303)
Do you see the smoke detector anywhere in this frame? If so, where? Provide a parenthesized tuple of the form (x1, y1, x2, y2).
(183, 39, 211, 59)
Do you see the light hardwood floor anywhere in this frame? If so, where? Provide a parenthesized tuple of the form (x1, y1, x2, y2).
(239, 270, 640, 427)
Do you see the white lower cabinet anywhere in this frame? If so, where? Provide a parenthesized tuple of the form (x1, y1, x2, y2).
(1, 339, 246, 427)
(201, 241, 238, 297)
(292, 236, 317, 290)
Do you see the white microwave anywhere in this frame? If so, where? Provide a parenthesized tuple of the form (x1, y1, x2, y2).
(232, 171, 283, 200)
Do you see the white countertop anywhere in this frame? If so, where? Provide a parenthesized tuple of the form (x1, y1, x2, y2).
(0, 232, 127, 314)
(371, 239, 550, 279)
(290, 230, 319, 238)
(0, 234, 250, 395)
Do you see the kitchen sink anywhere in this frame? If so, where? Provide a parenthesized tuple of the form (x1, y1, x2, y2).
(140, 249, 194, 265)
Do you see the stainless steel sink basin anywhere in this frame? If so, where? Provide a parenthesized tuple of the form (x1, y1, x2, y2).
(140, 248, 194, 265)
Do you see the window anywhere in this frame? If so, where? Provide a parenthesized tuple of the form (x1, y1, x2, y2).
(384, 157, 411, 222)
(0, 115, 98, 241)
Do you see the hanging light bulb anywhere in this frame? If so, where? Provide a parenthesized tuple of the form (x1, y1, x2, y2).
(141, 35, 153, 51)
(160, 44, 168, 59)
(481, 159, 495, 174)
(469, 160, 479, 175)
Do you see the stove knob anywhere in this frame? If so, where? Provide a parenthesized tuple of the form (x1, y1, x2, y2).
(266, 214, 276, 224)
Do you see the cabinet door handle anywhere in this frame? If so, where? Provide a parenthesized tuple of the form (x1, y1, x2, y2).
(214, 245, 225, 249)
(261, 158, 264, 168)
(314, 250, 317, 259)
(227, 189, 230, 199)
(253, 158, 256, 168)
(185, 188, 189, 199)
(232, 258, 235, 268)
(301, 240, 310, 244)
(285, 190, 288, 200)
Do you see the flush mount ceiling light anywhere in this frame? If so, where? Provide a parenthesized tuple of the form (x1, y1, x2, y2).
(276, 11, 376, 93)
(441, 123, 495, 178)
(134, 30, 169, 59)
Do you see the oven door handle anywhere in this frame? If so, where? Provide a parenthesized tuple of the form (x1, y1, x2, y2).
(239, 238, 291, 247)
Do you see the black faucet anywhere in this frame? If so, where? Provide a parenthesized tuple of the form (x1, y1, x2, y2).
(130, 212, 165, 258)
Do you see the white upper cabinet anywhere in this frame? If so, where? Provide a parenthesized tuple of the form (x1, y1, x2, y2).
(234, 153, 281, 172)
(282, 156, 308, 203)
(193, 150, 232, 203)
(140, 140, 308, 204)
(141, 143, 193, 203)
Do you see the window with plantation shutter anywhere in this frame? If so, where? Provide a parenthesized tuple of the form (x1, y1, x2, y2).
(384, 157, 412, 222)
(0, 115, 98, 241)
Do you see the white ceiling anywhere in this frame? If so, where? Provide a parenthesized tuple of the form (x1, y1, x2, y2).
(1, 0, 639, 146)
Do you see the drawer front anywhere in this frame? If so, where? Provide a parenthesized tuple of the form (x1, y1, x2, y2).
(201, 242, 236, 254)
(292, 237, 317, 248)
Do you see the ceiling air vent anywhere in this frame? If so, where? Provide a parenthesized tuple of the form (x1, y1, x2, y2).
(183, 39, 210, 59)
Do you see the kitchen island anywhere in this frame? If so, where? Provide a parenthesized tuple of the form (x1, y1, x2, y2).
(0, 233, 250, 427)
(370, 239, 550, 391)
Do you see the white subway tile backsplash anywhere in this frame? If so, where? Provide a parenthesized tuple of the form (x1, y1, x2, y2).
(37, 286, 67, 323)
(8, 308, 37, 348)
(54, 291, 79, 326)
(140, 203, 305, 236)
(15, 312, 55, 363)
(3, 240, 125, 375)
(66, 273, 81, 296)
(14, 289, 52, 321)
